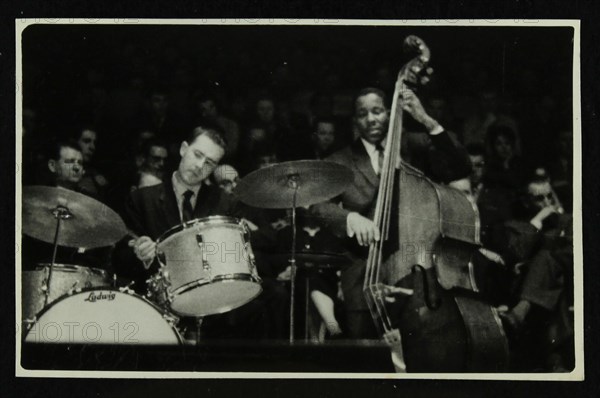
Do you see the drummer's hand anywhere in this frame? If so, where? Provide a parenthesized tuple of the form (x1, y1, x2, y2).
(347, 212, 380, 246)
(128, 236, 156, 267)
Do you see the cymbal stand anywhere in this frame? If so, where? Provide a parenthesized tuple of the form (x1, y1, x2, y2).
(44, 205, 72, 306)
(288, 174, 299, 343)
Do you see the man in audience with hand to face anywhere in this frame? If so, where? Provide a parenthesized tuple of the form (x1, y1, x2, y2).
(490, 174, 573, 371)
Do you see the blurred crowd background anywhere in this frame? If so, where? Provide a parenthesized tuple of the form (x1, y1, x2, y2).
(19, 24, 575, 371)
(21, 25, 573, 208)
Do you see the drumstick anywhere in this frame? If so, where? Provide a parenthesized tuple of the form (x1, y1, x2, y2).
(127, 229, 140, 240)
(126, 229, 156, 269)
(126, 230, 153, 247)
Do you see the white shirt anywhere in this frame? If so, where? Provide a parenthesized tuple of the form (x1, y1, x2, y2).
(360, 124, 444, 175)
(171, 172, 202, 222)
(360, 138, 384, 175)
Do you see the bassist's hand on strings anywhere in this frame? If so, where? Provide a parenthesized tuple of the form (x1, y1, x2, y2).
(346, 212, 380, 246)
(382, 285, 414, 303)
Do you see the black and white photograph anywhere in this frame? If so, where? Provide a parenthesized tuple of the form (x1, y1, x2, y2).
(15, 19, 582, 379)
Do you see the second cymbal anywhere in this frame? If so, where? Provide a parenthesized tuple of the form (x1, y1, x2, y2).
(235, 160, 352, 209)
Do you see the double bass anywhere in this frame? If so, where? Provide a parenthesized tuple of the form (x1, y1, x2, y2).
(364, 36, 509, 372)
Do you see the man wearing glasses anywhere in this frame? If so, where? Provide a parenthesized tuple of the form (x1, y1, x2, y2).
(136, 139, 169, 189)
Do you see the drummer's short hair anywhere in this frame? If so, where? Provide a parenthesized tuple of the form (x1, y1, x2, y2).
(186, 122, 227, 150)
(354, 87, 388, 109)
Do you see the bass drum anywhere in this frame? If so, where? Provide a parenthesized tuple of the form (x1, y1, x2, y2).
(24, 289, 182, 345)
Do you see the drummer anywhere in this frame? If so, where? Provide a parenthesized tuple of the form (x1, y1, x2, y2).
(123, 124, 235, 269)
(117, 123, 270, 341)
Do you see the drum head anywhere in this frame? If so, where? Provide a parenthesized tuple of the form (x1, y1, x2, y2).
(157, 215, 242, 244)
(173, 279, 262, 317)
(24, 289, 181, 345)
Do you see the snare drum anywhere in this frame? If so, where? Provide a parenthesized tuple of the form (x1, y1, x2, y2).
(149, 216, 262, 316)
(24, 289, 182, 345)
(22, 264, 110, 322)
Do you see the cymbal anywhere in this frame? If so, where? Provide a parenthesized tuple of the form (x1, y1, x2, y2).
(22, 186, 128, 249)
(271, 251, 349, 269)
(235, 160, 353, 209)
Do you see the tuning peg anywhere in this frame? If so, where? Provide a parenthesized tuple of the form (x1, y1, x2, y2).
(425, 67, 434, 75)
(420, 76, 430, 85)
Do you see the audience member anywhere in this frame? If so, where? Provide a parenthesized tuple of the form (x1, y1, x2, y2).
(193, 92, 241, 162)
(47, 140, 86, 192)
(479, 124, 529, 235)
(212, 164, 240, 195)
(462, 88, 520, 151)
(74, 126, 109, 200)
(136, 138, 169, 188)
(141, 87, 190, 154)
(545, 129, 573, 213)
(491, 174, 573, 371)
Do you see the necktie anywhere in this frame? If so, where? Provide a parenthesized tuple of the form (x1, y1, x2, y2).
(375, 144, 385, 175)
(182, 190, 194, 222)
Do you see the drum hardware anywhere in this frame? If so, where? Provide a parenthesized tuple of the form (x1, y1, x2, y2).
(162, 312, 180, 326)
(118, 281, 136, 294)
(195, 234, 214, 279)
(196, 317, 204, 346)
(235, 160, 352, 343)
(22, 318, 36, 330)
(146, 272, 173, 304)
(46, 205, 70, 306)
(241, 229, 259, 275)
(67, 281, 80, 295)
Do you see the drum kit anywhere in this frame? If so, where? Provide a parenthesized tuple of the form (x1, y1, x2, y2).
(21, 160, 353, 345)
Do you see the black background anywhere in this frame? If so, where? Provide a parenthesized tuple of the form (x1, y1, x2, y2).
(1, 0, 599, 397)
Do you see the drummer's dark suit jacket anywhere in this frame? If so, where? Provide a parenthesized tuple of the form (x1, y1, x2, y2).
(114, 178, 239, 289)
(311, 132, 472, 312)
(124, 178, 237, 241)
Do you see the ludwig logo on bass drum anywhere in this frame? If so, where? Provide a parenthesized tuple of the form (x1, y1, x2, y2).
(84, 291, 116, 302)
